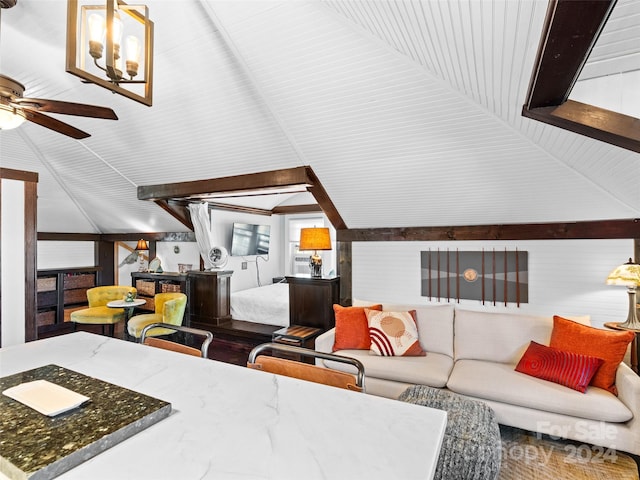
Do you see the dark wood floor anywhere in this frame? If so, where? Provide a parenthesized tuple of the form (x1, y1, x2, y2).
(43, 320, 271, 367)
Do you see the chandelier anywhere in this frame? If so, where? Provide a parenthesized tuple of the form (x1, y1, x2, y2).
(66, 0, 153, 106)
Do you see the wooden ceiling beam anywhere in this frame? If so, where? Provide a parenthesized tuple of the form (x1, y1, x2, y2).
(137, 166, 346, 230)
(154, 200, 193, 230)
(524, 0, 615, 109)
(338, 219, 640, 242)
(521, 0, 640, 153)
(272, 204, 323, 215)
(523, 101, 640, 153)
(137, 167, 310, 201)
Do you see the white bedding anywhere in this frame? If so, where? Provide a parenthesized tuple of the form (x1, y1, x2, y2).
(230, 282, 290, 327)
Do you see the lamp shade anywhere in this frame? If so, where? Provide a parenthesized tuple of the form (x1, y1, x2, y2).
(135, 239, 149, 251)
(299, 228, 331, 251)
(606, 258, 640, 286)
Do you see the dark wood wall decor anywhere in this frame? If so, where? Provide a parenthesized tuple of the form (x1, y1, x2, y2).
(421, 249, 528, 306)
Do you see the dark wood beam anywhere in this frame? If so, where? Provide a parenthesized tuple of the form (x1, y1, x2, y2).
(38, 232, 190, 242)
(95, 240, 115, 285)
(208, 202, 272, 217)
(521, 0, 640, 153)
(24, 181, 38, 342)
(523, 101, 640, 154)
(304, 166, 347, 230)
(524, 0, 615, 109)
(272, 204, 323, 215)
(37, 232, 102, 241)
(154, 200, 193, 230)
(137, 166, 347, 230)
(337, 241, 352, 306)
(0, 168, 39, 183)
(338, 219, 640, 242)
(138, 166, 311, 201)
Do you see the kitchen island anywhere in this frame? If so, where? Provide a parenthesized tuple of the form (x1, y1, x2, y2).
(0, 332, 446, 480)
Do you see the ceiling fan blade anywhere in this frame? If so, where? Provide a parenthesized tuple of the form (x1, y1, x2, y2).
(13, 98, 118, 120)
(22, 109, 91, 139)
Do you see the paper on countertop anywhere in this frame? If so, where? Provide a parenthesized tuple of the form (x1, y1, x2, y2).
(2, 379, 90, 417)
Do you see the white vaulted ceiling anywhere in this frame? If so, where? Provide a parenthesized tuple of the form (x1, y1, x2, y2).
(0, 0, 639, 233)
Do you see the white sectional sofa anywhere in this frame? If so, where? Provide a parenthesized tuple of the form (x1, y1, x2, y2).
(314, 303, 640, 455)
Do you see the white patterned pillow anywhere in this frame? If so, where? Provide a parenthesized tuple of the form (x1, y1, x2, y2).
(365, 309, 426, 357)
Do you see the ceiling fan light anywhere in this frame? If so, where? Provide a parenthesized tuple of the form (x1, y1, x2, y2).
(0, 105, 26, 130)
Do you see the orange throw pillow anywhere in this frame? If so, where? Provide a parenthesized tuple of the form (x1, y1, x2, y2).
(333, 304, 382, 351)
(549, 315, 634, 395)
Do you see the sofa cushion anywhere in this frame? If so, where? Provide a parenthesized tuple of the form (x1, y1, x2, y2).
(324, 349, 453, 388)
(365, 309, 425, 357)
(383, 303, 455, 358)
(550, 315, 635, 396)
(332, 304, 382, 351)
(453, 309, 590, 364)
(515, 341, 604, 393)
(447, 359, 632, 423)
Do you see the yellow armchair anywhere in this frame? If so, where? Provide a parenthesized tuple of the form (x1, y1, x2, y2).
(127, 292, 187, 339)
(70, 285, 137, 336)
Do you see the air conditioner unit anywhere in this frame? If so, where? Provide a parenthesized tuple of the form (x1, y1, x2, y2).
(292, 253, 309, 275)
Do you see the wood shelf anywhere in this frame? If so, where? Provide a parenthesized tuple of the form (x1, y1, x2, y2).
(36, 267, 101, 337)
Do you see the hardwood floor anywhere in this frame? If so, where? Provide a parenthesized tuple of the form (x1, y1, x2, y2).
(42, 320, 264, 367)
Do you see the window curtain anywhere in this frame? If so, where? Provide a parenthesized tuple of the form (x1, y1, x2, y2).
(187, 203, 213, 270)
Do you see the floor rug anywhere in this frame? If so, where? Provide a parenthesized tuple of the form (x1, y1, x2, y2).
(499, 426, 638, 480)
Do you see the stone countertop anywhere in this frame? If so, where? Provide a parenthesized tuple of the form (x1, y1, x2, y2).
(0, 333, 447, 480)
(0, 364, 170, 480)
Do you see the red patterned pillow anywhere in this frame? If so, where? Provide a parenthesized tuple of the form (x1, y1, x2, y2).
(365, 309, 426, 357)
(515, 341, 604, 393)
(550, 315, 634, 395)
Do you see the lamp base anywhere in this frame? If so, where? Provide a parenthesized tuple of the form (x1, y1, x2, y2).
(309, 254, 322, 278)
(619, 287, 640, 330)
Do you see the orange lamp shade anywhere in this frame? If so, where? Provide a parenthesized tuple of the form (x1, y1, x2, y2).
(135, 239, 149, 251)
(299, 228, 331, 251)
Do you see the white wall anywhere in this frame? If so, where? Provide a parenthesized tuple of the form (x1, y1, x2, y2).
(353, 239, 633, 328)
(572, 70, 640, 119)
(37, 241, 95, 270)
(1, 179, 26, 346)
(210, 210, 283, 292)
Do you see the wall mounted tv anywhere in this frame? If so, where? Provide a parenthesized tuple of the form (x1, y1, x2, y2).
(231, 223, 271, 256)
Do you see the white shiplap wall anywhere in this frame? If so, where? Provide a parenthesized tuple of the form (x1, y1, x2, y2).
(353, 239, 634, 328)
(37, 241, 95, 270)
(1, 180, 26, 346)
(209, 210, 284, 293)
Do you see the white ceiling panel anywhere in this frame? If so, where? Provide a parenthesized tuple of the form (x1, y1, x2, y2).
(0, 0, 638, 233)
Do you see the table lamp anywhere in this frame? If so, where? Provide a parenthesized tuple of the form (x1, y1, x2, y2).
(135, 239, 149, 272)
(606, 258, 640, 329)
(299, 227, 331, 277)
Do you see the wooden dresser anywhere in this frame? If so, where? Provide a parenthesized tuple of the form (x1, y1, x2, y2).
(285, 275, 340, 331)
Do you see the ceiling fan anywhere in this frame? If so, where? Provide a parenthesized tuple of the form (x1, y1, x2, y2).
(0, 74, 118, 139)
(0, 1, 117, 139)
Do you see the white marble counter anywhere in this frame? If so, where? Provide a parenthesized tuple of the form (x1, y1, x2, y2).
(0, 332, 446, 479)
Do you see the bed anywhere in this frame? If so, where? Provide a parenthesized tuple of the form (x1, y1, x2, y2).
(230, 282, 290, 327)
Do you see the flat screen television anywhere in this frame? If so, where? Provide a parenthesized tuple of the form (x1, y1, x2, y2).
(230, 223, 271, 256)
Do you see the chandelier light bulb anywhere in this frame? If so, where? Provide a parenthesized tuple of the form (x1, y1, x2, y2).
(88, 13, 105, 59)
(112, 13, 123, 58)
(125, 35, 140, 77)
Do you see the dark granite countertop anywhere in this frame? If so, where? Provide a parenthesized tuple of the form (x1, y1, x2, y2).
(0, 364, 171, 480)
